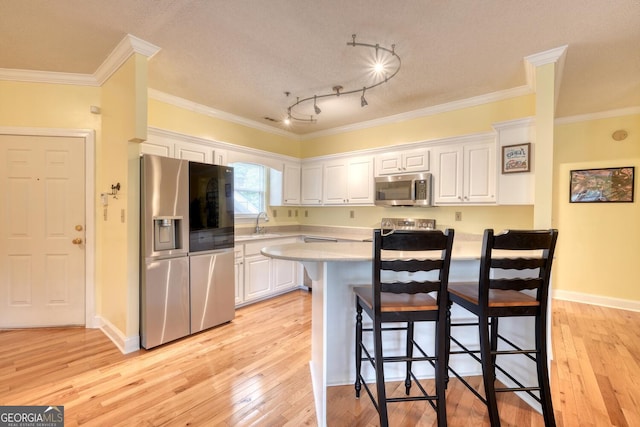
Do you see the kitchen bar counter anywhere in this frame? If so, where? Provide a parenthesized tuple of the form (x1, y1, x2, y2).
(261, 240, 541, 426)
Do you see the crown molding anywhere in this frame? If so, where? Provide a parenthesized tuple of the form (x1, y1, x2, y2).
(0, 34, 159, 87)
(524, 45, 568, 93)
(300, 85, 533, 140)
(94, 34, 160, 84)
(0, 67, 97, 85)
(555, 106, 640, 125)
(148, 89, 299, 140)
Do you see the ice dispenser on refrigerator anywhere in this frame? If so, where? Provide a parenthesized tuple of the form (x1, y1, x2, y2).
(153, 217, 181, 251)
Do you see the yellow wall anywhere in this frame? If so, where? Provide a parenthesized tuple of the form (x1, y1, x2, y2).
(99, 54, 148, 336)
(0, 81, 101, 129)
(297, 205, 533, 234)
(301, 95, 535, 157)
(553, 113, 640, 301)
(148, 99, 301, 157)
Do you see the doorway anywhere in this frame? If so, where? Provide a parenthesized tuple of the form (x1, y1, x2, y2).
(0, 129, 95, 327)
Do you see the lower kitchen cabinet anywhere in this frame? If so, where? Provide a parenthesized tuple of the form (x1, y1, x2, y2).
(244, 254, 272, 301)
(236, 237, 300, 306)
(234, 245, 244, 305)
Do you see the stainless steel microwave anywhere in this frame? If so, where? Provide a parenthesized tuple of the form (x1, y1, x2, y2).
(374, 172, 433, 207)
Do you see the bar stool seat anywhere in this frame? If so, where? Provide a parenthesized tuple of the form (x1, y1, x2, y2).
(448, 283, 539, 307)
(353, 290, 438, 312)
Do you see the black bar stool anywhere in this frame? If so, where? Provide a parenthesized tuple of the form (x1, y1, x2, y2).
(447, 229, 559, 426)
(353, 228, 454, 427)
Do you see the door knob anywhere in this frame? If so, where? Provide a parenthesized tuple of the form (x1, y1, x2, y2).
(75, 225, 83, 231)
(72, 238, 83, 245)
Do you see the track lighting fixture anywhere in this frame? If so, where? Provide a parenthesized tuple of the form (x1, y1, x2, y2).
(313, 95, 321, 115)
(284, 34, 401, 124)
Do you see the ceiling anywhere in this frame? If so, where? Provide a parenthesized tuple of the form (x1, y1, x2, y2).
(1, 1, 639, 136)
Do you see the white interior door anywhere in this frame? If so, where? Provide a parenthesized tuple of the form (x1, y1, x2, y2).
(0, 134, 85, 327)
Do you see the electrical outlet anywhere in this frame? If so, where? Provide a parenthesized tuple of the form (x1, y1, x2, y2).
(455, 211, 462, 221)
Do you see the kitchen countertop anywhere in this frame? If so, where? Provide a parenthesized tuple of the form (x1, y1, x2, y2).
(234, 228, 373, 243)
(261, 239, 484, 261)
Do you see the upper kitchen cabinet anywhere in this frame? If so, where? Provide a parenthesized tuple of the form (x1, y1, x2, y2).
(301, 161, 323, 205)
(432, 138, 496, 205)
(270, 162, 301, 206)
(494, 118, 535, 205)
(142, 129, 228, 165)
(375, 147, 430, 176)
(323, 156, 374, 205)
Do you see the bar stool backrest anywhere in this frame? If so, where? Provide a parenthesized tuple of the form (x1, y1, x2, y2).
(372, 228, 455, 315)
(479, 229, 559, 308)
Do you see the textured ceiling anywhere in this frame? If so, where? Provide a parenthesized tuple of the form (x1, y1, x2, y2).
(1, 0, 639, 136)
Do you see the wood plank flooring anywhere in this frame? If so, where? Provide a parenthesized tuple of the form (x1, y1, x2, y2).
(0, 291, 639, 426)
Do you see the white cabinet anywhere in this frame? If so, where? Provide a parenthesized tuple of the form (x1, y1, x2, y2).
(273, 257, 297, 292)
(323, 156, 374, 205)
(140, 140, 173, 157)
(375, 147, 430, 175)
(141, 135, 228, 165)
(244, 254, 272, 301)
(433, 140, 496, 204)
(174, 140, 209, 163)
(301, 162, 323, 205)
(238, 237, 299, 305)
(234, 246, 244, 305)
(270, 163, 301, 206)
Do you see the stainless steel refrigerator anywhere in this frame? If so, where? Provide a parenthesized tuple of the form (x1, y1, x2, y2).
(140, 155, 235, 349)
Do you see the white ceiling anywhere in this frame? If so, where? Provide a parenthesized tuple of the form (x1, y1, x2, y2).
(1, 0, 639, 136)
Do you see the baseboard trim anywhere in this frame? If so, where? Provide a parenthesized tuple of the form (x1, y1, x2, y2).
(553, 290, 640, 312)
(96, 316, 141, 354)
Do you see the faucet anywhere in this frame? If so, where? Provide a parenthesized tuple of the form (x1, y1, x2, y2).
(255, 211, 269, 234)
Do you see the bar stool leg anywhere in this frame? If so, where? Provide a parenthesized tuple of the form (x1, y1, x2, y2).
(490, 317, 499, 381)
(445, 302, 452, 388)
(479, 314, 501, 426)
(405, 321, 414, 395)
(536, 319, 556, 427)
(435, 318, 448, 427)
(355, 303, 363, 398)
(373, 319, 389, 427)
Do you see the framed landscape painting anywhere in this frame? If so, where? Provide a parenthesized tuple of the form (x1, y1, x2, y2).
(569, 167, 635, 203)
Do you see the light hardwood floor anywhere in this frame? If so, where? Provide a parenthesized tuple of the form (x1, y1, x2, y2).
(0, 291, 638, 426)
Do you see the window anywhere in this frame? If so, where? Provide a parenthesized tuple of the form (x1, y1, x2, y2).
(230, 162, 266, 216)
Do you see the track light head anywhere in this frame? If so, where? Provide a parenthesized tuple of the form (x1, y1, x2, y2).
(313, 95, 321, 115)
(361, 87, 368, 107)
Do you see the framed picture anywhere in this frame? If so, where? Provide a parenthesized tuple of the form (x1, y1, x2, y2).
(570, 167, 635, 203)
(502, 143, 531, 174)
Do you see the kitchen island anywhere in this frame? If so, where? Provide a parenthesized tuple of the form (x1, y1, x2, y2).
(261, 240, 541, 426)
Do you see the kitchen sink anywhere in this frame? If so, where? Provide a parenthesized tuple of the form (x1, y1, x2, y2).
(236, 233, 282, 241)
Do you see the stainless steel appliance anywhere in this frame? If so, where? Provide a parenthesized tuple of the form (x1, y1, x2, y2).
(380, 217, 436, 231)
(188, 161, 235, 334)
(374, 172, 433, 207)
(140, 155, 190, 349)
(140, 155, 235, 349)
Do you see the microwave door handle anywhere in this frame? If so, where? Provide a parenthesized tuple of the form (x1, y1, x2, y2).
(411, 179, 416, 201)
